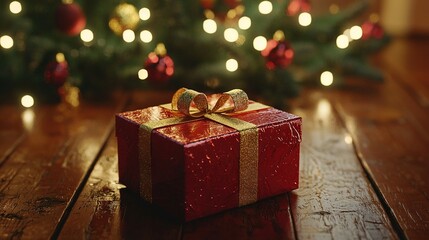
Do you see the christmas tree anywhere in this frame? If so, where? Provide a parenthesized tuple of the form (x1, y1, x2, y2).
(0, 0, 387, 105)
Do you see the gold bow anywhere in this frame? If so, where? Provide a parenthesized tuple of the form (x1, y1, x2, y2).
(171, 88, 249, 117)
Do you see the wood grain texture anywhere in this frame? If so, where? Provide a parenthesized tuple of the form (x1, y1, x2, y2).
(0, 97, 126, 239)
(328, 46, 429, 238)
(288, 91, 398, 239)
(380, 38, 429, 108)
(58, 133, 182, 240)
(59, 91, 183, 240)
(182, 194, 295, 240)
(0, 105, 27, 166)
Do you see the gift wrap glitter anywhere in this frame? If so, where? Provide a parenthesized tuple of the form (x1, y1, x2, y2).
(116, 101, 302, 221)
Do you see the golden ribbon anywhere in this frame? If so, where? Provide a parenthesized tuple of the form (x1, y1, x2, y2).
(138, 88, 269, 206)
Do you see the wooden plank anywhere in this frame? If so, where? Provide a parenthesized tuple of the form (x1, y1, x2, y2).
(330, 57, 429, 238)
(379, 38, 429, 107)
(58, 90, 183, 239)
(289, 89, 398, 239)
(182, 195, 295, 240)
(0, 94, 127, 239)
(0, 105, 27, 166)
(58, 133, 182, 240)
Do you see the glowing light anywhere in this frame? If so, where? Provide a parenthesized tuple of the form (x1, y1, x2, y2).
(80, 29, 94, 43)
(224, 28, 239, 42)
(336, 34, 349, 49)
(236, 35, 246, 45)
(273, 30, 285, 41)
(329, 4, 339, 14)
(22, 109, 35, 131)
(56, 53, 65, 63)
(10, 1, 22, 14)
(343, 29, 352, 41)
(370, 13, 379, 23)
(298, 12, 312, 26)
(350, 25, 363, 40)
(122, 29, 135, 42)
(21, 95, 34, 108)
(238, 16, 251, 30)
(253, 36, 267, 51)
(317, 99, 331, 119)
(0, 35, 14, 49)
(320, 71, 334, 86)
(138, 69, 148, 80)
(344, 134, 353, 144)
(140, 30, 152, 43)
(226, 59, 238, 72)
(139, 8, 150, 21)
(204, 10, 215, 19)
(227, 9, 237, 19)
(258, 1, 273, 14)
(203, 19, 217, 34)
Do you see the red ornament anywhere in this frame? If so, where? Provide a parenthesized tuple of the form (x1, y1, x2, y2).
(200, 0, 215, 9)
(261, 40, 294, 70)
(361, 21, 384, 40)
(200, 0, 240, 9)
(287, 0, 311, 16)
(55, 2, 86, 36)
(144, 53, 174, 85)
(44, 56, 69, 87)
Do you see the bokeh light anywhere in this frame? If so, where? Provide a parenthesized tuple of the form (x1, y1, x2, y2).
(298, 12, 312, 26)
(253, 36, 267, 51)
(320, 71, 334, 86)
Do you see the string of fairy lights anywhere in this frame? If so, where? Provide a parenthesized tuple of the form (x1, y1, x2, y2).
(1, 0, 368, 108)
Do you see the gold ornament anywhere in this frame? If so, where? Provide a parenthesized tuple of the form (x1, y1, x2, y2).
(109, 3, 140, 35)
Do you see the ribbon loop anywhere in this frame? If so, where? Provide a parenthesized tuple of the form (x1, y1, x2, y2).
(171, 88, 249, 117)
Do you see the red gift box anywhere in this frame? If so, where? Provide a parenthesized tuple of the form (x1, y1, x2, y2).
(116, 89, 302, 221)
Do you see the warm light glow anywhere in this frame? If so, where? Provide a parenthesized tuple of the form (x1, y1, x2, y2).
(370, 13, 379, 23)
(0, 35, 14, 49)
(258, 1, 273, 14)
(80, 29, 94, 42)
(138, 69, 148, 80)
(253, 36, 267, 51)
(140, 30, 152, 43)
(329, 4, 339, 14)
(238, 16, 251, 30)
(298, 12, 312, 26)
(139, 7, 150, 21)
(122, 29, 135, 42)
(227, 9, 237, 19)
(350, 25, 363, 40)
(343, 29, 352, 41)
(320, 71, 334, 86)
(22, 109, 35, 131)
(336, 34, 349, 49)
(344, 134, 353, 144)
(203, 19, 217, 34)
(56, 53, 65, 63)
(9, 1, 22, 14)
(204, 10, 215, 19)
(236, 35, 246, 46)
(317, 99, 331, 119)
(224, 28, 239, 42)
(21, 95, 34, 108)
(273, 30, 285, 41)
(226, 59, 238, 72)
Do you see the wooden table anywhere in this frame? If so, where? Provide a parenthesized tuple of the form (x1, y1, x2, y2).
(1, 38, 428, 239)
